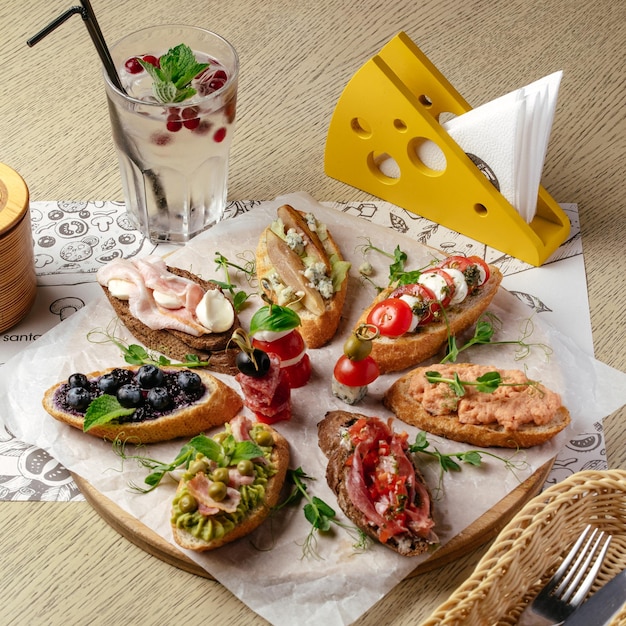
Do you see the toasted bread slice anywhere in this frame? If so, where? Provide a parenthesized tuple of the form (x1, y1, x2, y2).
(171, 419, 290, 551)
(42, 366, 243, 444)
(100, 266, 241, 375)
(318, 410, 438, 556)
(256, 205, 349, 348)
(354, 265, 503, 373)
(384, 364, 571, 448)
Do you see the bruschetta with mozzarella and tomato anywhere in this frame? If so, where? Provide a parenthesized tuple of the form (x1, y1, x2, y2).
(355, 256, 503, 373)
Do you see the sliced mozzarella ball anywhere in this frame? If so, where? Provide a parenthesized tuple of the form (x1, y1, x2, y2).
(195, 289, 235, 332)
(399, 294, 421, 332)
(441, 268, 469, 305)
(475, 264, 488, 286)
(253, 328, 292, 343)
(107, 278, 133, 300)
(418, 272, 449, 302)
(153, 290, 184, 309)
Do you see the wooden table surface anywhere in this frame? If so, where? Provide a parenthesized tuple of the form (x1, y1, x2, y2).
(1, 0, 624, 624)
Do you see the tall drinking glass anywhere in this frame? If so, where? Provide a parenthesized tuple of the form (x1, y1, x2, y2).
(103, 25, 238, 243)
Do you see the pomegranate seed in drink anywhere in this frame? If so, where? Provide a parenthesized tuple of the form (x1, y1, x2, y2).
(124, 57, 144, 74)
(213, 127, 227, 142)
(142, 55, 160, 67)
(166, 113, 183, 132)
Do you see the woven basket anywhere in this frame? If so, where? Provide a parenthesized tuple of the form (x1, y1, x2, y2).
(421, 470, 626, 625)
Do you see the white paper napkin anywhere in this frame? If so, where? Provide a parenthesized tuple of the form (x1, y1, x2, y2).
(379, 71, 562, 224)
(422, 71, 562, 223)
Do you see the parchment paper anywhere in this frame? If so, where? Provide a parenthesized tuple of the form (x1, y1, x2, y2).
(2, 192, 625, 626)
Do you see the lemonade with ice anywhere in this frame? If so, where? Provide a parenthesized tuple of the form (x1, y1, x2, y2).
(104, 27, 238, 243)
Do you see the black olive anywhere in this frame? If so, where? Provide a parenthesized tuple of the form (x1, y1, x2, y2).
(67, 387, 91, 410)
(136, 364, 165, 389)
(236, 348, 271, 378)
(117, 384, 143, 408)
(68, 373, 89, 389)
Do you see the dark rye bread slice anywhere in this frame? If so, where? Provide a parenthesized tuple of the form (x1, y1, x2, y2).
(318, 410, 437, 556)
(100, 266, 240, 375)
(171, 423, 290, 551)
(383, 364, 571, 448)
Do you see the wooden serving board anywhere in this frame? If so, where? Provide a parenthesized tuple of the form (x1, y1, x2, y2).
(73, 458, 553, 579)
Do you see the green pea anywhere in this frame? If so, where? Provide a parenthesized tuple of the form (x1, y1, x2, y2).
(178, 493, 197, 513)
(212, 467, 230, 483)
(208, 481, 227, 501)
(188, 459, 209, 475)
(253, 428, 273, 447)
(237, 459, 254, 476)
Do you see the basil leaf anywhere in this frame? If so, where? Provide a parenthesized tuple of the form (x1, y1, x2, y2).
(249, 304, 301, 335)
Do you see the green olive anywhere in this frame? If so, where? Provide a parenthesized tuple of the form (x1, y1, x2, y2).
(178, 493, 198, 513)
(237, 459, 254, 476)
(212, 467, 230, 483)
(188, 459, 209, 475)
(208, 481, 228, 501)
(343, 334, 372, 361)
(253, 428, 274, 447)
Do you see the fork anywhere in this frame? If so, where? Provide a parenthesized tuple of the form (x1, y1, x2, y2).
(517, 524, 612, 625)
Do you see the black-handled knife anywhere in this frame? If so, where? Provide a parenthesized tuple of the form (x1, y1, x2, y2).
(563, 566, 626, 625)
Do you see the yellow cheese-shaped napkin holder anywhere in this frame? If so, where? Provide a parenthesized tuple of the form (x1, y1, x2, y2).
(324, 32, 570, 266)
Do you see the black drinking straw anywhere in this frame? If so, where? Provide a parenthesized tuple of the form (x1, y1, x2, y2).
(27, 0, 126, 94)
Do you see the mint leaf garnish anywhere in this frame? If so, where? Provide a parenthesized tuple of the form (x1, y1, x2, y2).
(83, 395, 135, 432)
(139, 43, 209, 104)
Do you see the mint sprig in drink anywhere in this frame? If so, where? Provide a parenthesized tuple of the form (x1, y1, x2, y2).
(104, 26, 239, 243)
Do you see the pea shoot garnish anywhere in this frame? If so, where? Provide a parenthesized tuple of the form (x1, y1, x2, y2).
(274, 467, 369, 559)
(408, 431, 528, 496)
(424, 369, 540, 397)
(114, 433, 265, 493)
(87, 323, 210, 368)
(441, 313, 553, 364)
(210, 251, 256, 312)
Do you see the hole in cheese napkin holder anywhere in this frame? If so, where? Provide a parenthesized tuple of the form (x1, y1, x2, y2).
(324, 32, 570, 266)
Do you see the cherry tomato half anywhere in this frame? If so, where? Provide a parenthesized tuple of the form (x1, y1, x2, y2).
(389, 283, 440, 325)
(333, 354, 379, 387)
(467, 256, 491, 285)
(366, 298, 413, 337)
(282, 353, 312, 388)
(253, 330, 311, 388)
(253, 330, 305, 362)
(439, 255, 472, 272)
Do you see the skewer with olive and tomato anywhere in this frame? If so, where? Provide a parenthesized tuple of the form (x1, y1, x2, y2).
(332, 324, 380, 405)
(366, 256, 491, 338)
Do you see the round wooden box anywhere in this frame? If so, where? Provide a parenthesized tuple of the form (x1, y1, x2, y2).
(0, 163, 36, 333)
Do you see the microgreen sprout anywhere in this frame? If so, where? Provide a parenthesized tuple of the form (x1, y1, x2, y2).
(87, 322, 210, 368)
(273, 467, 369, 559)
(442, 313, 553, 364)
(424, 369, 540, 397)
(211, 251, 256, 312)
(113, 432, 264, 493)
(408, 431, 528, 496)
